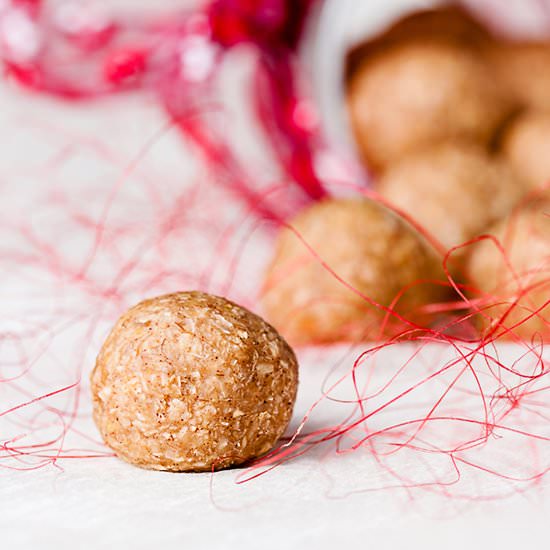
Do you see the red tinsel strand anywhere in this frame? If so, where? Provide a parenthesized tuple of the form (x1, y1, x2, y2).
(208, 0, 328, 201)
(254, 52, 327, 201)
(208, 0, 315, 49)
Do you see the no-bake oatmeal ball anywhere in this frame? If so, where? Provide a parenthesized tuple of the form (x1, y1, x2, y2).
(262, 197, 447, 344)
(466, 197, 550, 340)
(347, 41, 511, 172)
(91, 291, 298, 472)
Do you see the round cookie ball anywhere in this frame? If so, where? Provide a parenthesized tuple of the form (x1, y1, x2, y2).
(91, 291, 298, 472)
(487, 41, 550, 111)
(377, 143, 526, 268)
(347, 41, 511, 172)
(502, 110, 550, 191)
(261, 197, 447, 345)
(345, 7, 492, 82)
(466, 196, 550, 340)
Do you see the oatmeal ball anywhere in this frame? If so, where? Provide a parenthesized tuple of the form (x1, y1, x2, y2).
(378, 143, 526, 268)
(502, 110, 550, 191)
(345, 7, 492, 79)
(91, 291, 298, 472)
(261, 198, 447, 345)
(466, 196, 550, 340)
(487, 41, 550, 111)
(347, 41, 511, 172)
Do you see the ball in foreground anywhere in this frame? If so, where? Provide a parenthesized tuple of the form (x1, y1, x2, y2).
(91, 291, 298, 472)
(466, 197, 550, 340)
(262, 198, 447, 345)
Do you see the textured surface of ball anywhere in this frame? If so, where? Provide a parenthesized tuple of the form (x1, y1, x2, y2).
(347, 41, 510, 172)
(378, 143, 526, 265)
(261, 198, 447, 345)
(466, 197, 550, 340)
(502, 111, 550, 191)
(488, 41, 550, 111)
(91, 291, 298, 472)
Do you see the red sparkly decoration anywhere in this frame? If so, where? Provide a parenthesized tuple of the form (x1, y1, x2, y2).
(0, 0, 326, 219)
(208, 0, 312, 48)
(104, 48, 148, 85)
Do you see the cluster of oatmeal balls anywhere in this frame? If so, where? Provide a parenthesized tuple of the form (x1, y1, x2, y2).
(91, 8, 548, 474)
(263, 7, 549, 345)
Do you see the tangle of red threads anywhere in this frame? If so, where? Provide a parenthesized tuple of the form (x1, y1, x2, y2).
(0, 0, 548, 505)
(241, 186, 550, 499)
